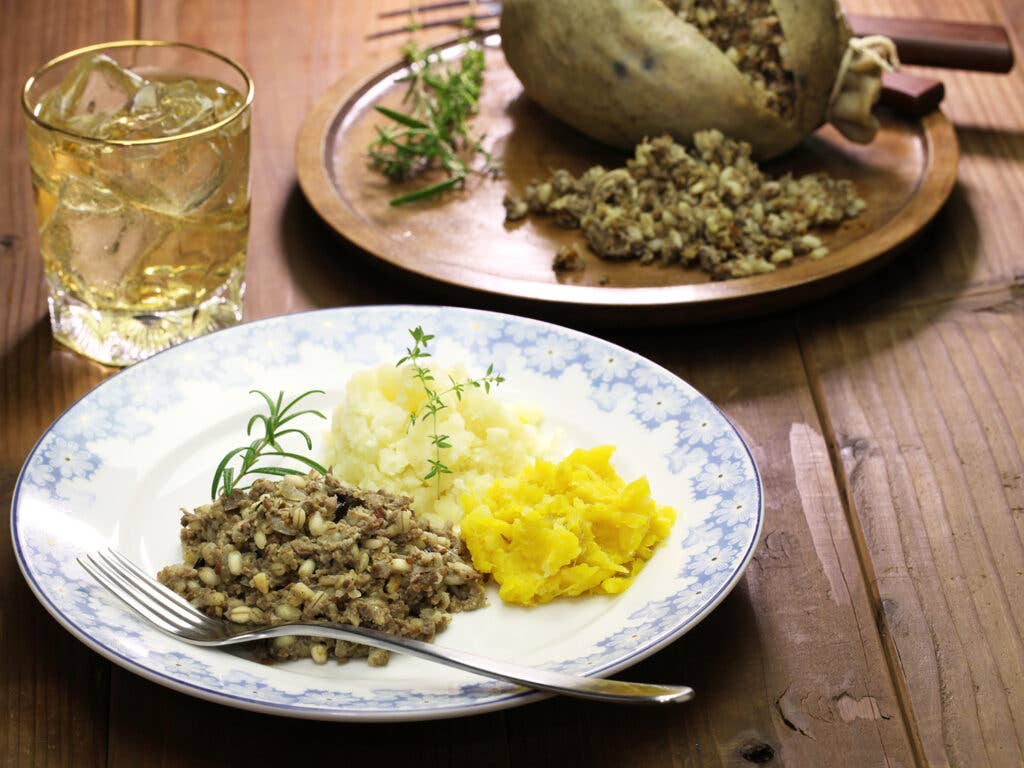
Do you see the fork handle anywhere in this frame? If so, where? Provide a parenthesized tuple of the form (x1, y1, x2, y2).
(211, 623, 693, 705)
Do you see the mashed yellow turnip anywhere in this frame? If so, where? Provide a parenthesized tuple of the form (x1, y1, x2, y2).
(459, 446, 676, 605)
(323, 363, 554, 525)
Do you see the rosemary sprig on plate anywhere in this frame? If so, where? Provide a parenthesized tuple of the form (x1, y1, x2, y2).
(368, 31, 497, 206)
(211, 390, 328, 499)
(396, 326, 504, 495)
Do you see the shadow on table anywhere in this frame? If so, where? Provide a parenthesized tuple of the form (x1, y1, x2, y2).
(0, 315, 112, 466)
(955, 125, 1024, 162)
(824, 181, 980, 307)
(279, 180, 562, 321)
(789, 115, 1024, 345)
(279, 183, 420, 308)
(103, 586, 766, 765)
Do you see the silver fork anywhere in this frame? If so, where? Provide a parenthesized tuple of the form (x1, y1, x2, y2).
(78, 549, 694, 705)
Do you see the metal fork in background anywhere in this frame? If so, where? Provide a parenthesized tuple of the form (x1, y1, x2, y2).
(369, 0, 499, 39)
(78, 549, 694, 705)
(378, 0, 499, 19)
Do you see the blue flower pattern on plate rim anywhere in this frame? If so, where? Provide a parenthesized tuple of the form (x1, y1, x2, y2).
(11, 305, 762, 721)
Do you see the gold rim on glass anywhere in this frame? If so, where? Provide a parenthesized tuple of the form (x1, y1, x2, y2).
(21, 39, 255, 146)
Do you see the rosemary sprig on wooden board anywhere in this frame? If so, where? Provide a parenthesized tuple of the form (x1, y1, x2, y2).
(211, 390, 328, 499)
(368, 35, 497, 205)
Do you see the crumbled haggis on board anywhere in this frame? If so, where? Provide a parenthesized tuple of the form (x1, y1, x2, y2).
(504, 131, 866, 280)
(552, 243, 587, 272)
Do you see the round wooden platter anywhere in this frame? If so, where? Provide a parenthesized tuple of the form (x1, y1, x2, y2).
(296, 34, 959, 326)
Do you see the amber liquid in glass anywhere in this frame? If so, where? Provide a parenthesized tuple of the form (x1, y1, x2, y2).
(26, 53, 250, 365)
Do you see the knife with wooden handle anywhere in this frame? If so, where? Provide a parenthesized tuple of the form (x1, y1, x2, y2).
(844, 15, 1012, 115)
(847, 14, 1014, 72)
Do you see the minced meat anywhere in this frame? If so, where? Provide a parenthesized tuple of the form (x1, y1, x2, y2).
(504, 131, 865, 279)
(157, 472, 486, 667)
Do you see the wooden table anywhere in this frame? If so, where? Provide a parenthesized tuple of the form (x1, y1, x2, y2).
(2, 0, 1022, 765)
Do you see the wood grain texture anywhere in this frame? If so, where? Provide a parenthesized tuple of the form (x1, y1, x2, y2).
(811, 2, 1024, 765)
(3, 0, 1024, 765)
(846, 15, 1014, 72)
(1004, 0, 1024, 44)
(803, 290, 1024, 767)
(100, 318, 917, 767)
(138, 0, 431, 321)
(0, 2, 136, 767)
(106, 669, 514, 768)
(106, 3, 916, 766)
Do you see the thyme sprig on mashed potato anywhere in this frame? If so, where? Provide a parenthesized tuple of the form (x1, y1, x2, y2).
(324, 345, 548, 525)
(211, 389, 328, 499)
(396, 326, 505, 496)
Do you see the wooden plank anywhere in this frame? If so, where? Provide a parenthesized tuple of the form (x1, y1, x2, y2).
(1003, 0, 1024, 46)
(107, 670, 513, 768)
(3, 0, 1020, 766)
(804, 288, 1024, 767)
(138, 0, 453, 322)
(104, 2, 917, 766)
(108, 1, 510, 762)
(597, 326, 919, 766)
(0, 3, 133, 766)
(806, 2, 1024, 764)
(102, 320, 916, 768)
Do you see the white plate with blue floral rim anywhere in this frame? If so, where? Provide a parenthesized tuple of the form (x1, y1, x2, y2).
(12, 305, 762, 721)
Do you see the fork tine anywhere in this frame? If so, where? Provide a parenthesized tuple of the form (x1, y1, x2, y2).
(378, 0, 499, 19)
(97, 550, 212, 629)
(87, 554, 210, 639)
(367, 13, 500, 40)
(78, 555, 184, 635)
(103, 549, 212, 624)
(83, 554, 191, 631)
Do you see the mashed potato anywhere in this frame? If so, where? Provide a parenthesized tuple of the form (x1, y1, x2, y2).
(323, 363, 554, 525)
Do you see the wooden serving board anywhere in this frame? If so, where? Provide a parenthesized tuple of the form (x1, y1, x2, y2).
(296, 35, 959, 326)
